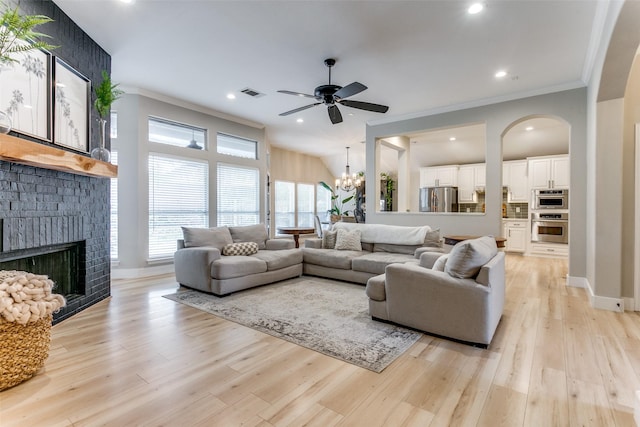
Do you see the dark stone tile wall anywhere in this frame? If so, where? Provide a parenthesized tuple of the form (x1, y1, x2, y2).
(1, 0, 112, 323)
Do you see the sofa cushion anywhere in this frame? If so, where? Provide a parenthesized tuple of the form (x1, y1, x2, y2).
(445, 236, 498, 279)
(251, 249, 303, 271)
(373, 243, 421, 255)
(365, 274, 387, 302)
(431, 254, 449, 272)
(424, 228, 442, 247)
(335, 229, 362, 251)
(302, 248, 367, 270)
(211, 256, 267, 280)
(181, 226, 233, 250)
(352, 252, 415, 275)
(322, 229, 337, 249)
(228, 224, 268, 250)
(222, 242, 259, 256)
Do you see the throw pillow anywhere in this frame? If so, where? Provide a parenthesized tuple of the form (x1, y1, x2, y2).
(432, 254, 449, 272)
(322, 229, 338, 249)
(334, 229, 362, 251)
(181, 226, 233, 250)
(424, 228, 442, 248)
(228, 224, 268, 249)
(222, 242, 259, 256)
(445, 236, 498, 279)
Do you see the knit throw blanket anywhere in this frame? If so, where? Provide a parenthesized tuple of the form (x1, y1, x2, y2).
(332, 223, 430, 245)
(0, 271, 66, 325)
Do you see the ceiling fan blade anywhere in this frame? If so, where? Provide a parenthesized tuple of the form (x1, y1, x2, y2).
(279, 103, 321, 116)
(277, 90, 317, 99)
(339, 99, 389, 113)
(328, 104, 343, 124)
(334, 82, 367, 99)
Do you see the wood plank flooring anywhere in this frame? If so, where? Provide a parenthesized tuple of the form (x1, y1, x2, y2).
(1, 255, 639, 426)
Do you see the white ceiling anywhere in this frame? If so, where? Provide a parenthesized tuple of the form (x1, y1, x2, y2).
(53, 0, 602, 176)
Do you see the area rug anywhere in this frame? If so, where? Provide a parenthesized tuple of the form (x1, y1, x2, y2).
(163, 277, 422, 372)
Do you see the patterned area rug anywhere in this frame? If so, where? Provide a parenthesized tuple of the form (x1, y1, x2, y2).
(163, 276, 422, 372)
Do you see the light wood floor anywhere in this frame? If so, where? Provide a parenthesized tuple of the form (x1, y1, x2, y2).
(2, 255, 639, 426)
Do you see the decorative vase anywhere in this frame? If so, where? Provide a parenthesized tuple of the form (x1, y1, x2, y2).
(90, 118, 110, 162)
(0, 110, 12, 134)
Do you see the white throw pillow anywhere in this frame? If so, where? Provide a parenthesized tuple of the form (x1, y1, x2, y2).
(445, 236, 498, 279)
(322, 229, 338, 249)
(431, 254, 449, 272)
(334, 229, 362, 251)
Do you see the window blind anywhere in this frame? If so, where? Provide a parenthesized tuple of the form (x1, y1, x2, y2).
(297, 183, 314, 227)
(217, 163, 259, 226)
(148, 154, 208, 259)
(217, 133, 258, 159)
(275, 181, 295, 230)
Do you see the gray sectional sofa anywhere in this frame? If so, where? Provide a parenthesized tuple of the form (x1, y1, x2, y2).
(174, 224, 302, 296)
(302, 222, 444, 284)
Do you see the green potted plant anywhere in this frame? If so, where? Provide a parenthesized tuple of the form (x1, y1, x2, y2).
(319, 181, 355, 222)
(0, 3, 55, 134)
(91, 70, 124, 162)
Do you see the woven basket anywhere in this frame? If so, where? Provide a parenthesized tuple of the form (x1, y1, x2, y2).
(0, 314, 52, 391)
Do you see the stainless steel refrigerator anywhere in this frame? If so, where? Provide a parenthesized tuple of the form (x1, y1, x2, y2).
(419, 186, 459, 212)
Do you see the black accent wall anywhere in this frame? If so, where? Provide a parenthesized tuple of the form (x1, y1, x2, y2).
(0, 0, 112, 323)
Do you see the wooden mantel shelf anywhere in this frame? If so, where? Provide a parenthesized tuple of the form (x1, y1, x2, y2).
(0, 133, 117, 178)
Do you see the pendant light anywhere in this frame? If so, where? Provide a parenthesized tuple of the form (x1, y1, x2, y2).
(335, 146, 361, 191)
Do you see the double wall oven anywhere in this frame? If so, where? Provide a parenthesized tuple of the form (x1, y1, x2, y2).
(531, 189, 569, 245)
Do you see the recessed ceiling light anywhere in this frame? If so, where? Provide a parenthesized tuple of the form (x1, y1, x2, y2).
(119, 0, 134, 4)
(449, 137, 456, 141)
(495, 70, 507, 78)
(296, 118, 304, 123)
(525, 126, 534, 131)
(348, 113, 354, 116)
(468, 3, 484, 14)
(226, 93, 236, 100)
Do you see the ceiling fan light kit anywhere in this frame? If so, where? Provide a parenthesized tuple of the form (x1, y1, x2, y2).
(279, 58, 389, 124)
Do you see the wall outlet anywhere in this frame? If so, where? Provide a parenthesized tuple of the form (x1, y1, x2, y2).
(515, 207, 521, 213)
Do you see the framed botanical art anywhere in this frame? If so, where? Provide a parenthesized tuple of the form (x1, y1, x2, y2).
(53, 57, 90, 153)
(0, 41, 52, 141)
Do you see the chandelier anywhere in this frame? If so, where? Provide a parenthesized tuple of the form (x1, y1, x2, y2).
(335, 146, 361, 192)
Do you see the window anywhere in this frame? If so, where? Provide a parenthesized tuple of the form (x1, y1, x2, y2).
(297, 183, 314, 227)
(110, 151, 118, 260)
(275, 181, 295, 229)
(148, 154, 208, 259)
(148, 117, 207, 150)
(217, 133, 258, 159)
(110, 111, 118, 139)
(317, 183, 332, 223)
(217, 163, 259, 226)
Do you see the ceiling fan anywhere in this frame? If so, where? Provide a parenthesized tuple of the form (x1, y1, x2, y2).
(278, 58, 389, 124)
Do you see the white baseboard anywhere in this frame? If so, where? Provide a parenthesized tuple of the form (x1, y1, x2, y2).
(567, 275, 624, 312)
(624, 297, 636, 312)
(111, 264, 174, 279)
(567, 275, 587, 288)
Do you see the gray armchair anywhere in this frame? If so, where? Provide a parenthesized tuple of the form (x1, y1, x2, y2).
(365, 236, 505, 347)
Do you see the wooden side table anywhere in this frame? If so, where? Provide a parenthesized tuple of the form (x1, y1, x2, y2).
(277, 227, 316, 248)
(443, 235, 506, 248)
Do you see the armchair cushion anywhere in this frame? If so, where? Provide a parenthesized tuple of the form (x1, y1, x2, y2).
(222, 242, 259, 256)
(229, 224, 269, 249)
(445, 236, 498, 279)
(266, 239, 295, 250)
(181, 226, 232, 250)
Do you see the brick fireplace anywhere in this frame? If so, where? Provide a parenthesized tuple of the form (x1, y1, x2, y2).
(0, 161, 111, 323)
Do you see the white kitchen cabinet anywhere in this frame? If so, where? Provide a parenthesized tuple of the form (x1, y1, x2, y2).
(503, 160, 528, 202)
(419, 166, 458, 188)
(528, 155, 569, 190)
(502, 219, 527, 253)
(529, 242, 568, 258)
(457, 163, 485, 203)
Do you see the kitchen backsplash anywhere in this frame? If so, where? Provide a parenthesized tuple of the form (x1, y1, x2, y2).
(458, 192, 529, 218)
